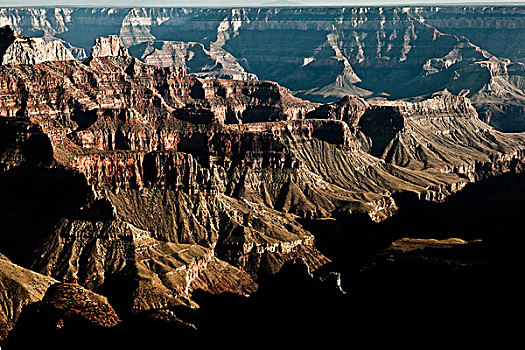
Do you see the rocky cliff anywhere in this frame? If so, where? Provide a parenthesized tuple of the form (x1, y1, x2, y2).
(0, 255, 120, 342)
(91, 35, 129, 58)
(0, 29, 327, 326)
(0, 25, 74, 65)
(1, 26, 525, 342)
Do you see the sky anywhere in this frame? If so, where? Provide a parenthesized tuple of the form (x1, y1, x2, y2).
(1, 0, 524, 7)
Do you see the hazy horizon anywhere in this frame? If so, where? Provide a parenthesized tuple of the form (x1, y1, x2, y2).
(2, 0, 524, 8)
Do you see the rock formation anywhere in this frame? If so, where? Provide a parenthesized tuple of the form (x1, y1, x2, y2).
(91, 35, 129, 58)
(0, 26, 74, 65)
(0, 255, 57, 340)
(0, 255, 119, 342)
(14, 283, 120, 331)
(0, 24, 525, 341)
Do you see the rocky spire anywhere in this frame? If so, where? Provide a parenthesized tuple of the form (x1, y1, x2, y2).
(0, 25, 75, 65)
(90, 35, 129, 58)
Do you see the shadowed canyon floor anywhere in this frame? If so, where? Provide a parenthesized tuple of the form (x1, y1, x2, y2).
(0, 10, 524, 346)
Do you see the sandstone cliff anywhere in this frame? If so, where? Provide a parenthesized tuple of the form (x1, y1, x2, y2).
(91, 35, 129, 58)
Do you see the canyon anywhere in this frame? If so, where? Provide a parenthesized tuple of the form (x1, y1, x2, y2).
(0, 6, 523, 346)
(1, 6, 524, 131)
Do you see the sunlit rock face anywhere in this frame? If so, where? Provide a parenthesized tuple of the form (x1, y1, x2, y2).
(0, 255, 57, 340)
(0, 26, 74, 65)
(91, 35, 129, 58)
(0, 28, 329, 317)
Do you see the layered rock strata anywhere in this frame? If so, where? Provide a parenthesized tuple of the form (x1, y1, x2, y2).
(1, 28, 525, 337)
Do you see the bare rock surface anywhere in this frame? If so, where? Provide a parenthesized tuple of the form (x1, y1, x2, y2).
(0, 255, 57, 340)
(0, 25, 525, 341)
(0, 25, 74, 65)
(91, 35, 129, 58)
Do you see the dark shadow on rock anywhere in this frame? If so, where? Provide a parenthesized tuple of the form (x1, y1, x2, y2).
(297, 172, 525, 342)
(301, 172, 525, 273)
(0, 162, 93, 265)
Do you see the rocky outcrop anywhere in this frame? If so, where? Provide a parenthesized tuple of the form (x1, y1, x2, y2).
(91, 35, 129, 58)
(397, 93, 478, 118)
(0, 25, 74, 65)
(129, 40, 259, 81)
(1, 253, 118, 341)
(21, 283, 120, 329)
(419, 6, 525, 63)
(2, 282, 122, 348)
(358, 94, 525, 179)
(306, 95, 368, 126)
(0, 32, 328, 315)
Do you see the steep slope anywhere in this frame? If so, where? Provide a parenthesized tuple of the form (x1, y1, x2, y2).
(0, 255, 57, 340)
(360, 94, 525, 178)
(0, 25, 74, 65)
(0, 255, 120, 342)
(419, 6, 525, 63)
(0, 30, 324, 315)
